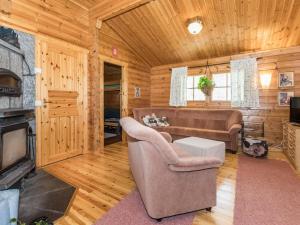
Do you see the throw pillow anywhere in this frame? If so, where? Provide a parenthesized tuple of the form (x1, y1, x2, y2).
(143, 114, 157, 127)
(143, 114, 170, 127)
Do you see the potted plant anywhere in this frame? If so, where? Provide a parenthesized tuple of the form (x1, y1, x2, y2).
(198, 76, 215, 97)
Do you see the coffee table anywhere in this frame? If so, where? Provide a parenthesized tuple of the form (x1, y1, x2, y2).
(174, 137, 226, 163)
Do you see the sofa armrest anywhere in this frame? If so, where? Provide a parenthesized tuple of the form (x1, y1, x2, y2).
(169, 157, 222, 172)
(229, 124, 242, 135)
(160, 132, 172, 143)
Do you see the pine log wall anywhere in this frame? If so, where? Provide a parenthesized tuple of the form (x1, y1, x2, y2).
(88, 23, 151, 150)
(99, 24, 151, 115)
(151, 47, 300, 145)
(0, 0, 90, 47)
(1, 1, 152, 152)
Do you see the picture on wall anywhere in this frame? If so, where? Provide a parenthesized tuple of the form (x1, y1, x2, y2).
(278, 92, 294, 106)
(134, 87, 141, 98)
(278, 72, 294, 88)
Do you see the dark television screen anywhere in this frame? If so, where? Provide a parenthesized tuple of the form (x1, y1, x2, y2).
(290, 97, 300, 123)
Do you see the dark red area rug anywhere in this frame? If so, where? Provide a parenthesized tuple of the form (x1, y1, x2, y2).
(94, 190, 196, 225)
(234, 156, 300, 225)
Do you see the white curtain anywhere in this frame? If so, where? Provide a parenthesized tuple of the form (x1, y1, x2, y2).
(230, 58, 260, 108)
(169, 67, 188, 107)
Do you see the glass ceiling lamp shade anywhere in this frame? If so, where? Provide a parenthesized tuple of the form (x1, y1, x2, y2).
(187, 18, 203, 35)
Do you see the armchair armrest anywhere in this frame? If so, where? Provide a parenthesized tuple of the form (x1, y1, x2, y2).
(160, 132, 172, 143)
(229, 124, 242, 135)
(169, 157, 222, 172)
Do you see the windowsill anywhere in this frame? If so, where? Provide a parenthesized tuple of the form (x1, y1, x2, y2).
(211, 100, 231, 102)
(187, 100, 206, 102)
(187, 100, 231, 103)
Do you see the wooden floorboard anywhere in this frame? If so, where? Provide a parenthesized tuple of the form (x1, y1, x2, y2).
(44, 143, 291, 225)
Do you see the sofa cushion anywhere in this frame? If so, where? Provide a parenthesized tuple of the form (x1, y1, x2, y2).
(154, 126, 230, 142)
(133, 108, 177, 125)
(175, 109, 232, 130)
(142, 114, 170, 127)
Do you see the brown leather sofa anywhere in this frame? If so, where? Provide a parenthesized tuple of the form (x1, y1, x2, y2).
(133, 108, 243, 152)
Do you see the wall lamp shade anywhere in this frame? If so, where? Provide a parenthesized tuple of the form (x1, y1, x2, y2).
(187, 19, 203, 35)
(260, 73, 272, 88)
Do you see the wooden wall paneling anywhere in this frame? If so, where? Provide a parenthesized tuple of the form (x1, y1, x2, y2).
(35, 35, 88, 166)
(87, 23, 151, 151)
(88, 18, 102, 152)
(89, 20, 150, 152)
(151, 46, 300, 145)
(0, 0, 90, 48)
(0, 0, 12, 15)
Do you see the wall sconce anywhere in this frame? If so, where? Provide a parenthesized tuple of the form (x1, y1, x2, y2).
(260, 72, 272, 88)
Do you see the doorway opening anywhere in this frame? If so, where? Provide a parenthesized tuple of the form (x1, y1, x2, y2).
(104, 62, 122, 145)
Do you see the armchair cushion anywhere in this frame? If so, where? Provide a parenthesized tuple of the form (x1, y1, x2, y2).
(160, 132, 172, 143)
(229, 124, 242, 135)
(169, 157, 222, 172)
(120, 117, 179, 165)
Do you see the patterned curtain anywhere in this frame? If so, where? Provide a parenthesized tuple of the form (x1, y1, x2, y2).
(169, 67, 188, 107)
(230, 58, 260, 108)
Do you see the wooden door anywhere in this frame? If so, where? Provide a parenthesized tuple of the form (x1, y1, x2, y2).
(36, 36, 88, 166)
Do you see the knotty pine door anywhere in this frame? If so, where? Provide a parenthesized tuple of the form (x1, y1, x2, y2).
(36, 36, 88, 167)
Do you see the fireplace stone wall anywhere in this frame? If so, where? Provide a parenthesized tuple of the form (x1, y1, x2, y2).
(0, 28, 35, 110)
(0, 27, 36, 152)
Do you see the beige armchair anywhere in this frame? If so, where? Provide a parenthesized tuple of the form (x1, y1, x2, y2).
(120, 117, 222, 220)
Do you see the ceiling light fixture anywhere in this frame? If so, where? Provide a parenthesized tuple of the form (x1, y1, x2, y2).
(187, 17, 203, 35)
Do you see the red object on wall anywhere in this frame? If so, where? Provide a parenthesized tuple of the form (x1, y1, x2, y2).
(112, 47, 118, 56)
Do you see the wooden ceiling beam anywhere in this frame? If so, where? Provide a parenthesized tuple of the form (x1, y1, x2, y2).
(90, 0, 154, 20)
(68, 0, 89, 11)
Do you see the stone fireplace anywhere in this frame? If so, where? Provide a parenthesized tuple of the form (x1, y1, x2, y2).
(0, 108, 35, 190)
(0, 26, 36, 189)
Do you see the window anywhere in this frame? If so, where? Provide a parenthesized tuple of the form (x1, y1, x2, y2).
(187, 75, 206, 101)
(212, 73, 231, 101)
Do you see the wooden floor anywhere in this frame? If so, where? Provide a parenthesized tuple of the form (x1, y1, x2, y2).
(45, 143, 290, 225)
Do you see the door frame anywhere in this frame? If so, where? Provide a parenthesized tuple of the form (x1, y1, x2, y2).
(99, 54, 128, 147)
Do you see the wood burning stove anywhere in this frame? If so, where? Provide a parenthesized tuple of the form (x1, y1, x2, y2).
(0, 109, 35, 190)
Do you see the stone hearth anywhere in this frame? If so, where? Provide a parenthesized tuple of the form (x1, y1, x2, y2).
(17, 170, 75, 224)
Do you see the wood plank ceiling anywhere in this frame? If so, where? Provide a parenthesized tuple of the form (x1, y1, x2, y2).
(70, 0, 153, 19)
(103, 0, 300, 66)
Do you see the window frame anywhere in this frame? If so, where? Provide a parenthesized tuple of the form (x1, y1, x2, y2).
(211, 72, 231, 102)
(186, 74, 206, 102)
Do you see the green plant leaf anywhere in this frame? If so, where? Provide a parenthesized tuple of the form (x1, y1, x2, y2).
(10, 218, 17, 223)
(10, 218, 26, 225)
(34, 220, 49, 225)
(197, 76, 214, 89)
